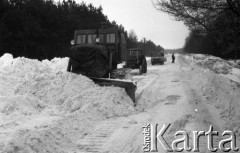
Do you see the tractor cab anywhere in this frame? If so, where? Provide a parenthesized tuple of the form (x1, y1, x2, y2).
(125, 48, 147, 74)
(67, 27, 129, 77)
(130, 49, 143, 58)
(128, 49, 144, 67)
(72, 28, 128, 65)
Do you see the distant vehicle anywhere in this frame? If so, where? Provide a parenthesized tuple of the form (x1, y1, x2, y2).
(151, 50, 165, 65)
(125, 48, 147, 74)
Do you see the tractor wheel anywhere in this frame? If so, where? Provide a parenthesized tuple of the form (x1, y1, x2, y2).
(140, 57, 147, 74)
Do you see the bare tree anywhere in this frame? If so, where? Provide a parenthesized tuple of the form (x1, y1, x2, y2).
(152, 0, 239, 34)
(152, 0, 240, 58)
(226, 0, 240, 17)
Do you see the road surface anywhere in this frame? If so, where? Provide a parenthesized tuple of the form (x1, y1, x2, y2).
(75, 55, 239, 153)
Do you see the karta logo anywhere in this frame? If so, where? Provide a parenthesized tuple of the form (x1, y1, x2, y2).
(142, 124, 239, 152)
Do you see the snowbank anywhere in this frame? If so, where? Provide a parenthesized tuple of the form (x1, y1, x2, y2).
(42, 57, 69, 72)
(184, 53, 240, 83)
(0, 53, 135, 153)
(184, 54, 238, 74)
(180, 54, 240, 137)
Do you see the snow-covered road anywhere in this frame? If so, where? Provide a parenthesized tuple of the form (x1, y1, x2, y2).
(1, 53, 240, 153)
(74, 55, 240, 153)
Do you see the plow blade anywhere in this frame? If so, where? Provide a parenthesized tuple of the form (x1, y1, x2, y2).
(91, 77, 137, 105)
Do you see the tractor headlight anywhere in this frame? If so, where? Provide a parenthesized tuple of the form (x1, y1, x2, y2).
(70, 40, 75, 45)
(96, 38, 100, 43)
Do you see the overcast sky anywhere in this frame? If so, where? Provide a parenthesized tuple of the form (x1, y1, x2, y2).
(74, 0, 189, 49)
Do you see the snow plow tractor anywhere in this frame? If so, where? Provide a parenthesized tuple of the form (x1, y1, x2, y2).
(151, 50, 165, 65)
(67, 25, 137, 104)
(125, 48, 147, 74)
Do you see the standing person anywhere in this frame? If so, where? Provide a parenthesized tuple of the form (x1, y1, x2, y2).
(172, 53, 175, 63)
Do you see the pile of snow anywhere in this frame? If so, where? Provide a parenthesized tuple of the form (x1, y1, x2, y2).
(185, 54, 235, 74)
(228, 59, 240, 69)
(0, 53, 135, 152)
(180, 54, 240, 136)
(183, 53, 240, 83)
(42, 57, 69, 72)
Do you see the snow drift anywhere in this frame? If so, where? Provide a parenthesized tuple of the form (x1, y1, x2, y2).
(0, 53, 135, 153)
(180, 54, 240, 137)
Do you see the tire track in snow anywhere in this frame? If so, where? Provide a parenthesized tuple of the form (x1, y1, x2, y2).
(75, 120, 122, 153)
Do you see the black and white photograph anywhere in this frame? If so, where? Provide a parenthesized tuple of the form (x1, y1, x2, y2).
(0, 0, 240, 152)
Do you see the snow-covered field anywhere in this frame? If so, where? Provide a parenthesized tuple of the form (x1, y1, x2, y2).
(0, 52, 240, 152)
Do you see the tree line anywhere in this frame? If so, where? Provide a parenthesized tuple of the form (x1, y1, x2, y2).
(165, 48, 183, 54)
(0, 0, 163, 60)
(126, 29, 164, 56)
(153, 0, 240, 59)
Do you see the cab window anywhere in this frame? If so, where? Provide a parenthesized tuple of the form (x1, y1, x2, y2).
(76, 34, 86, 44)
(130, 51, 139, 56)
(88, 34, 97, 44)
(99, 34, 104, 43)
(106, 33, 115, 43)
